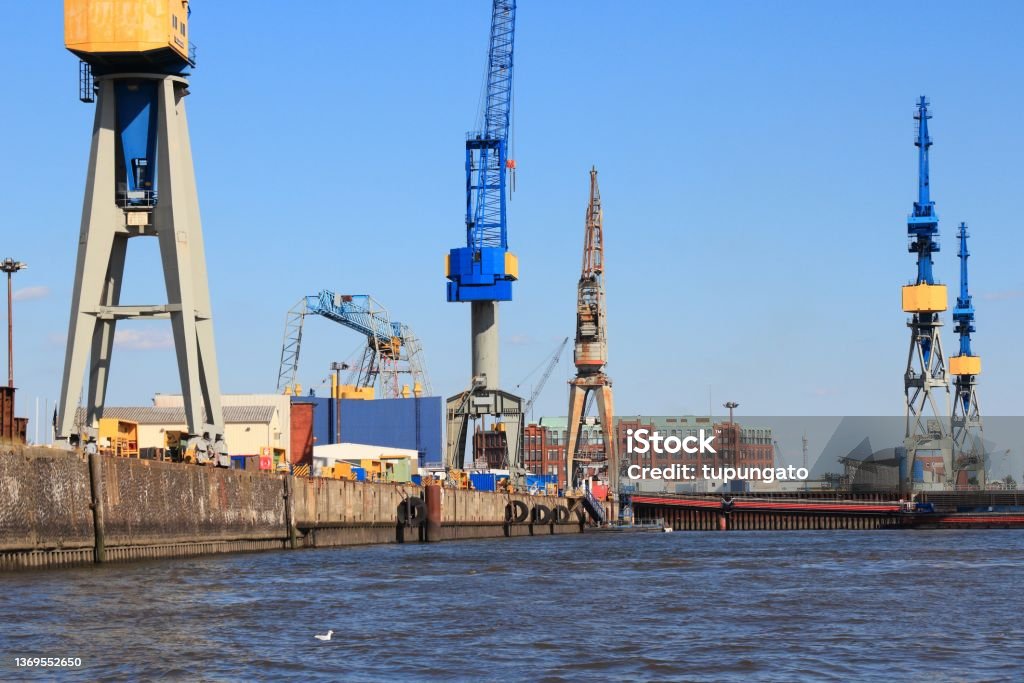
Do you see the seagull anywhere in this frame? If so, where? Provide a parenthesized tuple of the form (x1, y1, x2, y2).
(314, 630, 334, 642)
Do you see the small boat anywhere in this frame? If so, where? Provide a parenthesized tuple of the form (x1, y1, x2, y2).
(593, 518, 672, 533)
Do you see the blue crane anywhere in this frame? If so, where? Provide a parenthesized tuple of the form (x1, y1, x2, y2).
(950, 222, 984, 484)
(442, 1, 525, 476)
(446, 0, 518, 303)
(276, 291, 431, 398)
(907, 97, 942, 364)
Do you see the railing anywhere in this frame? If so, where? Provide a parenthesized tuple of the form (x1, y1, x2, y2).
(117, 190, 157, 208)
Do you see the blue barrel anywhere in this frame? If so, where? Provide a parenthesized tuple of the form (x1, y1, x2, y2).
(896, 446, 907, 485)
(411, 474, 422, 486)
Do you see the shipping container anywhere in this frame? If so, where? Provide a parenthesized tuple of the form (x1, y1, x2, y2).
(230, 455, 247, 470)
(470, 472, 497, 492)
(352, 466, 367, 482)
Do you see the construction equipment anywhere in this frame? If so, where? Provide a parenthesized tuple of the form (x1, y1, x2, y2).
(566, 168, 617, 494)
(950, 223, 985, 487)
(446, 469, 471, 490)
(57, 1, 228, 467)
(444, 1, 525, 483)
(276, 291, 431, 399)
(901, 97, 953, 493)
(516, 336, 570, 422)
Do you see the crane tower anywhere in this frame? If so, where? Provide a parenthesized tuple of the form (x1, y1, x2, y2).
(566, 168, 617, 493)
(901, 97, 952, 492)
(56, 1, 227, 461)
(444, 1, 524, 480)
(950, 223, 985, 487)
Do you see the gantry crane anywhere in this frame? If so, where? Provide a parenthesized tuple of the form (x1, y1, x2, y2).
(950, 223, 985, 487)
(444, 1, 525, 480)
(901, 97, 953, 492)
(566, 168, 617, 493)
(277, 291, 431, 399)
(57, 1, 228, 464)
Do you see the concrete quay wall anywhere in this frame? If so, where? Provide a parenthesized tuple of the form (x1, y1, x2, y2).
(0, 446, 604, 571)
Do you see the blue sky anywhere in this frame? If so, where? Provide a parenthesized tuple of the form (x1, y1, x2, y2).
(3, 1, 1023, 431)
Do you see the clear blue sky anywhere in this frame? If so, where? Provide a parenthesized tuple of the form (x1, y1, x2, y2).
(3, 1, 1023, 431)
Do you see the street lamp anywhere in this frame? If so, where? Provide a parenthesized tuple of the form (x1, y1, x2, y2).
(1, 258, 28, 388)
(723, 401, 739, 469)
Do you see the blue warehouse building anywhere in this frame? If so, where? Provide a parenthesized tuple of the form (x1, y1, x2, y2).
(291, 396, 443, 467)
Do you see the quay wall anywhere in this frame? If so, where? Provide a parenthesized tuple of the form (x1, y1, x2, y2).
(0, 446, 606, 571)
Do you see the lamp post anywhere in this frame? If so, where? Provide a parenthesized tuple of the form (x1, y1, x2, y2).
(1, 258, 28, 388)
(723, 401, 739, 468)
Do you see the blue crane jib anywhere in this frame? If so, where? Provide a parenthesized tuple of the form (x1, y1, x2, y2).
(446, 0, 518, 303)
(908, 96, 940, 286)
(953, 223, 975, 358)
(307, 291, 404, 350)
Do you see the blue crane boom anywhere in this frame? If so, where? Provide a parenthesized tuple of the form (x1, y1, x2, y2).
(952, 223, 975, 358)
(446, 0, 518, 302)
(903, 96, 945, 368)
(909, 96, 940, 286)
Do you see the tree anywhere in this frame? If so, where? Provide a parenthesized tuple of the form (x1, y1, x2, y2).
(1003, 475, 1017, 491)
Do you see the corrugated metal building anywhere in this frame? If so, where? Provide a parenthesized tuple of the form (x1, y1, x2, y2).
(153, 393, 291, 454)
(292, 396, 442, 467)
(76, 405, 281, 457)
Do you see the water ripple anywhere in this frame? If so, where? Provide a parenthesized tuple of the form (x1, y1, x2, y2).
(2, 531, 1024, 680)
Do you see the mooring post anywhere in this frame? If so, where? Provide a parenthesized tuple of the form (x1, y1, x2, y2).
(425, 485, 442, 543)
(88, 451, 106, 563)
(283, 475, 297, 549)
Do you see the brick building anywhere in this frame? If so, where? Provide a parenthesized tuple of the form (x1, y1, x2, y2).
(616, 415, 773, 477)
(476, 414, 774, 490)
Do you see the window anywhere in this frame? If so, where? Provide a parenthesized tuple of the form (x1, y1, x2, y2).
(172, 15, 178, 29)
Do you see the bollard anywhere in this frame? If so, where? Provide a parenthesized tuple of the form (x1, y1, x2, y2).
(88, 452, 106, 563)
(425, 485, 442, 543)
(283, 475, 297, 549)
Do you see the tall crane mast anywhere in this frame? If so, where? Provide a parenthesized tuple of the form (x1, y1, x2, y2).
(566, 168, 617, 494)
(949, 223, 985, 487)
(901, 97, 952, 492)
(444, 1, 525, 480)
(57, 1, 228, 465)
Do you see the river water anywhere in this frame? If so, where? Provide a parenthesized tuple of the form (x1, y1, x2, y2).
(2, 530, 1023, 681)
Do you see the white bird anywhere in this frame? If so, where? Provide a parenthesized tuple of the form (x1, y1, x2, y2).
(314, 630, 334, 641)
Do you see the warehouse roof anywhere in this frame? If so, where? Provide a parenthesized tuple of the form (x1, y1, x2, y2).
(75, 405, 277, 425)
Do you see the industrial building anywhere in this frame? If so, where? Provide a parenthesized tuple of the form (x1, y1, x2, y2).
(153, 393, 290, 452)
(75, 404, 281, 458)
(511, 415, 773, 492)
(291, 395, 442, 468)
